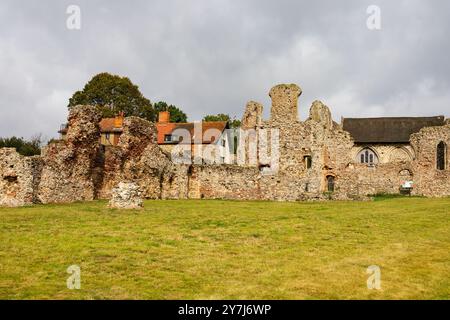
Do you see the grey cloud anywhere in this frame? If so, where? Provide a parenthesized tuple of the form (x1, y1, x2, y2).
(0, 0, 449, 139)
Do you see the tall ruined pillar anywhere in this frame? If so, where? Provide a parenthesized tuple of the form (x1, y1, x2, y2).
(269, 83, 302, 124)
(37, 105, 102, 204)
(241, 101, 263, 129)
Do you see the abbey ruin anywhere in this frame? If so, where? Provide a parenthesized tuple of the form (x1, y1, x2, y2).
(1, 83, 449, 206)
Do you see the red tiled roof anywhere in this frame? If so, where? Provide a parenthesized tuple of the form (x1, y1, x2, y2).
(59, 117, 228, 145)
(99, 118, 122, 132)
(156, 121, 228, 144)
(58, 117, 123, 133)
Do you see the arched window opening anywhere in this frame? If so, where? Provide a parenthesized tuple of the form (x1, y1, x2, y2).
(357, 148, 378, 165)
(326, 176, 335, 192)
(437, 141, 446, 170)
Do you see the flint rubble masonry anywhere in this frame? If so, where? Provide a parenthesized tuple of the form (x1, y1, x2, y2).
(108, 182, 143, 209)
(1, 83, 449, 206)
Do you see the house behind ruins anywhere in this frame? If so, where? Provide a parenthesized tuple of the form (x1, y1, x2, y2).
(1, 83, 449, 206)
(58, 110, 234, 164)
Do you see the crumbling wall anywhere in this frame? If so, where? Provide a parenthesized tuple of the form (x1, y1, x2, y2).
(410, 123, 450, 197)
(255, 93, 355, 199)
(37, 105, 102, 203)
(241, 101, 263, 129)
(337, 162, 415, 198)
(201, 87, 358, 201)
(190, 165, 260, 200)
(95, 116, 183, 199)
(2, 84, 450, 206)
(269, 84, 302, 125)
(0, 148, 43, 206)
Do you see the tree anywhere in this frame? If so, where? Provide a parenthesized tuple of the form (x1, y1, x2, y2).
(68, 72, 155, 121)
(153, 101, 187, 123)
(202, 113, 241, 128)
(0, 135, 41, 156)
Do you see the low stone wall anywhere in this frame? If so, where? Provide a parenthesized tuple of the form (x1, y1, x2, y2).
(189, 165, 260, 200)
(337, 163, 414, 198)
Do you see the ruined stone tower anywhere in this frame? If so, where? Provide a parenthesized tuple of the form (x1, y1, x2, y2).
(269, 83, 302, 124)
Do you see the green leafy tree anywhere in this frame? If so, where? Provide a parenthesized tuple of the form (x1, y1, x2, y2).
(68, 72, 155, 121)
(153, 101, 187, 123)
(0, 135, 41, 156)
(203, 113, 241, 128)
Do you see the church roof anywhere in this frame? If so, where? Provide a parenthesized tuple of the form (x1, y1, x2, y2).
(342, 116, 445, 143)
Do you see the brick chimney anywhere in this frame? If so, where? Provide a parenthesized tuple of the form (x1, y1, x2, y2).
(114, 112, 124, 128)
(158, 111, 170, 123)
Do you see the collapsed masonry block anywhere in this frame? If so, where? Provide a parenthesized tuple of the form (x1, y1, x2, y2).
(108, 182, 143, 209)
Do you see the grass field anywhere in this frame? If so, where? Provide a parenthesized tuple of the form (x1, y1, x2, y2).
(0, 197, 449, 299)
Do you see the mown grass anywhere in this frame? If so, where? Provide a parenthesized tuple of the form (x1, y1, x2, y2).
(0, 197, 449, 299)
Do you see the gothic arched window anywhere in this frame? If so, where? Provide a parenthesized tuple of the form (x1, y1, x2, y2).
(357, 148, 378, 164)
(437, 141, 446, 170)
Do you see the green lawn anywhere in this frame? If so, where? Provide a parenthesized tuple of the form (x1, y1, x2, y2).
(0, 197, 449, 299)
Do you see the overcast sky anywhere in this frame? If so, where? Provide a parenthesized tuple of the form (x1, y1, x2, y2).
(1, 0, 449, 140)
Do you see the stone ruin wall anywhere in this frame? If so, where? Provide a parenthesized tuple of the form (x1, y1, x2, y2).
(88, 115, 191, 201)
(37, 106, 102, 203)
(410, 124, 450, 197)
(198, 83, 450, 201)
(187, 85, 362, 201)
(0, 148, 42, 206)
(0, 105, 191, 206)
(1, 84, 450, 207)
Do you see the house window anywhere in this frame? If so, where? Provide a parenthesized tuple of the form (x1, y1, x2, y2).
(105, 133, 110, 140)
(305, 182, 310, 192)
(437, 141, 446, 170)
(221, 138, 226, 147)
(164, 134, 173, 142)
(326, 176, 335, 192)
(304, 156, 312, 169)
(220, 156, 225, 164)
(357, 148, 378, 164)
